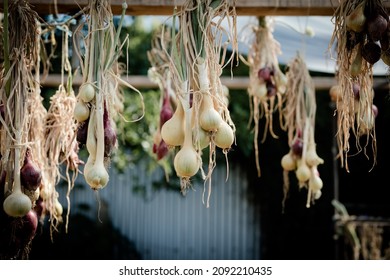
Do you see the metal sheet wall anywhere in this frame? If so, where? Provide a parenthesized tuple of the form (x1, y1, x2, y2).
(59, 161, 261, 260)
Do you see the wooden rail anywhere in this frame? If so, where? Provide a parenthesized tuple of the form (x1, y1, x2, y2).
(0, 0, 347, 16)
(40, 74, 390, 91)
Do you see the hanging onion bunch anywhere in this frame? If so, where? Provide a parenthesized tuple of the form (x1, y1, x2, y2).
(281, 54, 324, 208)
(74, 0, 142, 191)
(43, 24, 84, 234)
(329, 0, 385, 170)
(159, 0, 237, 206)
(0, 0, 42, 259)
(25, 24, 49, 222)
(342, 0, 389, 66)
(241, 16, 287, 177)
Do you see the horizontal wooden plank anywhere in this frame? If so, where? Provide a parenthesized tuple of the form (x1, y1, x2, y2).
(40, 74, 390, 91)
(0, 0, 345, 16)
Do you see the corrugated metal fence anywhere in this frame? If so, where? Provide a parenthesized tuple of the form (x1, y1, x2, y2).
(58, 161, 261, 260)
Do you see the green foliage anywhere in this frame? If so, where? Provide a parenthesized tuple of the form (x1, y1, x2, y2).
(119, 16, 155, 75)
(113, 88, 172, 175)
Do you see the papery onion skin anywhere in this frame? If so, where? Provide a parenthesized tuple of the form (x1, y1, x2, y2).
(296, 161, 311, 182)
(174, 147, 200, 178)
(200, 107, 222, 132)
(291, 138, 303, 157)
(197, 128, 210, 150)
(345, 2, 366, 32)
(350, 49, 363, 77)
(352, 83, 360, 100)
(20, 149, 42, 192)
(54, 199, 63, 216)
(2, 210, 39, 259)
(252, 82, 267, 99)
(215, 121, 234, 149)
(258, 66, 272, 81)
(83, 156, 95, 181)
(156, 140, 169, 160)
(306, 145, 324, 167)
(34, 197, 45, 218)
(367, 14, 388, 42)
(160, 106, 173, 128)
(275, 73, 287, 94)
(329, 85, 342, 102)
(103, 103, 117, 157)
(309, 174, 323, 192)
(74, 100, 90, 122)
(160, 90, 173, 128)
(3, 191, 32, 217)
(76, 120, 89, 147)
(281, 152, 296, 171)
(199, 95, 222, 132)
(266, 81, 277, 97)
(85, 162, 109, 190)
(20, 209, 38, 242)
(161, 101, 185, 147)
(361, 41, 381, 64)
(79, 83, 95, 103)
(372, 104, 378, 118)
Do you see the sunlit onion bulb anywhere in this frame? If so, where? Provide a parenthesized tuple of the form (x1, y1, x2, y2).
(79, 83, 95, 103)
(3, 191, 32, 217)
(281, 151, 296, 171)
(161, 100, 185, 147)
(345, 2, 366, 32)
(199, 95, 222, 132)
(74, 100, 90, 122)
(296, 160, 311, 183)
(174, 145, 200, 178)
(309, 173, 323, 192)
(197, 128, 210, 150)
(215, 121, 234, 150)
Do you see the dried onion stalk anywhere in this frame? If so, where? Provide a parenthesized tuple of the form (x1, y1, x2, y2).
(159, 0, 237, 207)
(281, 54, 324, 208)
(73, 0, 143, 191)
(241, 16, 287, 177)
(43, 24, 83, 234)
(329, 0, 381, 171)
(0, 0, 42, 259)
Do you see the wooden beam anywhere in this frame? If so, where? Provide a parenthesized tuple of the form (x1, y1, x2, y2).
(40, 74, 390, 91)
(0, 0, 347, 16)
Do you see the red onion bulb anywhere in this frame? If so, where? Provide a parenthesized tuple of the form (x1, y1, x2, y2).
(292, 138, 303, 157)
(20, 149, 42, 191)
(160, 89, 173, 128)
(103, 102, 117, 157)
